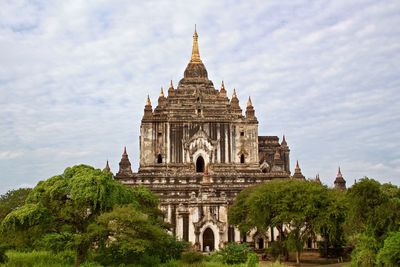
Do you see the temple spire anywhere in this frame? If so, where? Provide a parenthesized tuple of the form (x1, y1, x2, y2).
(160, 87, 164, 97)
(292, 160, 305, 179)
(190, 25, 202, 64)
(232, 88, 237, 98)
(104, 160, 111, 173)
(247, 96, 253, 107)
(146, 95, 151, 106)
(281, 135, 287, 146)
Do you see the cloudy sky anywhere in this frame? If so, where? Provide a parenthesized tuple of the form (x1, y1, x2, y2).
(0, 0, 399, 194)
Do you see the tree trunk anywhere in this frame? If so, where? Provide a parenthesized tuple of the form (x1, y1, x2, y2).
(296, 250, 300, 265)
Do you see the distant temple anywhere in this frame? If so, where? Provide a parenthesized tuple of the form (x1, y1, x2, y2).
(111, 28, 346, 251)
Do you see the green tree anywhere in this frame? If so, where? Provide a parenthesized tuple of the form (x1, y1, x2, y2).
(345, 178, 400, 266)
(0, 188, 32, 221)
(377, 231, 400, 266)
(0, 165, 166, 266)
(91, 205, 186, 265)
(229, 179, 345, 264)
(346, 178, 400, 241)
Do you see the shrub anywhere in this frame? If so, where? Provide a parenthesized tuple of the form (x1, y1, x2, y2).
(181, 250, 204, 264)
(219, 243, 249, 265)
(246, 252, 258, 267)
(377, 231, 400, 266)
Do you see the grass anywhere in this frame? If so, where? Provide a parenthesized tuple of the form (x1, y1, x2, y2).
(0, 250, 102, 267)
(0, 250, 290, 267)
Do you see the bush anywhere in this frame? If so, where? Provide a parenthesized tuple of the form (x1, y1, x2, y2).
(377, 231, 400, 266)
(219, 243, 249, 265)
(246, 252, 258, 267)
(181, 250, 204, 264)
(349, 234, 380, 267)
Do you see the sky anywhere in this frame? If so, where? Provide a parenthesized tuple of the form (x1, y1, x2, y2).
(0, 0, 399, 194)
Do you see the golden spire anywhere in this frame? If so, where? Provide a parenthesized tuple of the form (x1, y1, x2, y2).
(160, 87, 164, 97)
(221, 80, 225, 90)
(190, 24, 202, 64)
(169, 80, 174, 89)
(247, 96, 253, 107)
(146, 95, 151, 106)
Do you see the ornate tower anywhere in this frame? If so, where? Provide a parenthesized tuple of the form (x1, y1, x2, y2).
(334, 167, 346, 191)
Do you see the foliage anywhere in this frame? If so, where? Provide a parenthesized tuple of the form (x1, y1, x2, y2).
(348, 233, 380, 267)
(345, 178, 400, 266)
(345, 178, 400, 241)
(181, 250, 204, 264)
(376, 231, 400, 266)
(229, 179, 345, 264)
(0, 165, 170, 266)
(91, 205, 184, 266)
(219, 243, 250, 265)
(0, 188, 32, 222)
(246, 252, 258, 267)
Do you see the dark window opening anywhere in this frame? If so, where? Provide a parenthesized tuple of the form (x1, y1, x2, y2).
(183, 214, 189, 242)
(228, 226, 235, 243)
(197, 109, 201, 114)
(196, 156, 205, 172)
(240, 131, 244, 136)
(258, 238, 264, 249)
(157, 154, 162, 163)
(307, 237, 313, 249)
(240, 154, 245, 164)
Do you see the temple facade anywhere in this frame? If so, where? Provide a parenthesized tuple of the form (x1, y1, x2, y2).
(112, 28, 345, 251)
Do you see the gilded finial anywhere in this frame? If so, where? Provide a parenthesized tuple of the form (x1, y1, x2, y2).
(170, 80, 174, 89)
(146, 95, 151, 106)
(221, 80, 225, 90)
(160, 87, 164, 97)
(247, 96, 253, 107)
(190, 25, 202, 64)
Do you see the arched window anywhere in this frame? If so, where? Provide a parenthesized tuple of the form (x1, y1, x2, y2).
(240, 154, 245, 164)
(196, 156, 205, 173)
(157, 154, 162, 164)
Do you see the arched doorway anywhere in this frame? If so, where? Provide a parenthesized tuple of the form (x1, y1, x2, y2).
(240, 154, 245, 163)
(203, 228, 215, 251)
(157, 154, 162, 163)
(196, 156, 205, 173)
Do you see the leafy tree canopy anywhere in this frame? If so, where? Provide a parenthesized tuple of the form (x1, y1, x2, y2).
(0, 188, 32, 222)
(229, 179, 346, 264)
(0, 164, 173, 266)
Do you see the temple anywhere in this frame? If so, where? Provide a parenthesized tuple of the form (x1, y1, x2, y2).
(112, 28, 345, 251)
